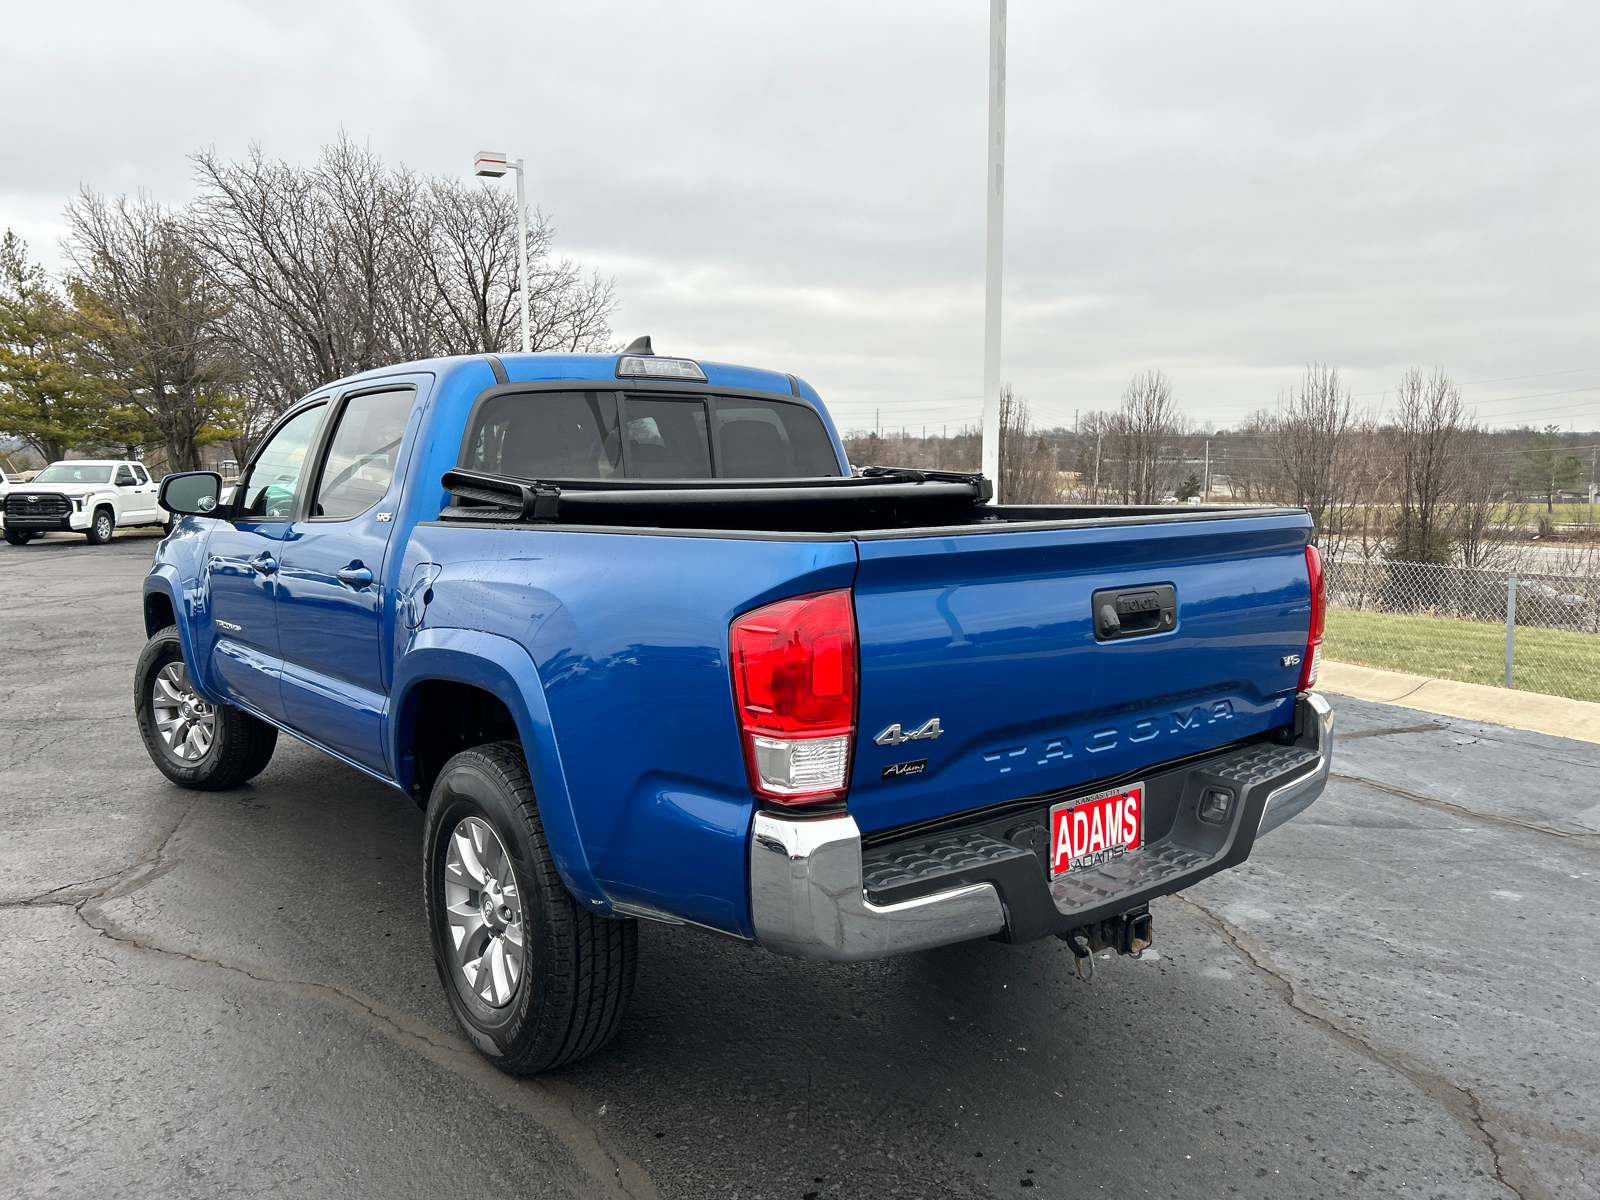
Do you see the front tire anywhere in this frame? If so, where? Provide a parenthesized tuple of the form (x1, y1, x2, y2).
(85, 507, 114, 545)
(424, 742, 637, 1075)
(3, 528, 32, 546)
(134, 626, 278, 789)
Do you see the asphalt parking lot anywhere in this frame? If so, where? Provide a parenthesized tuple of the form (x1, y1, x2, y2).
(2, 530, 1597, 1200)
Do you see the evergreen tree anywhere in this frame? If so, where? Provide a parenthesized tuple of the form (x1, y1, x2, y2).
(0, 231, 109, 462)
(1513, 425, 1581, 511)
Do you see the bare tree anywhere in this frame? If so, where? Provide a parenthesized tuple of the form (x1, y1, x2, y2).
(406, 176, 614, 356)
(1451, 426, 1521, 569)
(190, 136, 616, 449)
(64, 191, 239, 473)
(190, 138, 424, 402)
(1104, 370, 1185, 503)
(998, 384, 1058, 504)
(1387, 368, 1467, 564)
(1256, 364, 1362, 552)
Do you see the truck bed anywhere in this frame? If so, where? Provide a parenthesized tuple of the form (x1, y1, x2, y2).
(412, 469, 1316, 940)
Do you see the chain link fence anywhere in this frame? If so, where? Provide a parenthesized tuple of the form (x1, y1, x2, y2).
(1322, 558, 1600, 704)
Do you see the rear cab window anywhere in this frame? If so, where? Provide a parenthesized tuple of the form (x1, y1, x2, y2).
(461, 390, 840, 481)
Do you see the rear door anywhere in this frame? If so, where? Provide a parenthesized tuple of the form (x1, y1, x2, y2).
(846, 513, 1315, 834)
(276, 385, 419, 773)
(129, 464, 160, 522)
(112, 464, 146, 523)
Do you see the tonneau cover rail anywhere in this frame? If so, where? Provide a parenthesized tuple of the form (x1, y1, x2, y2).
(439, 466, 993, 531)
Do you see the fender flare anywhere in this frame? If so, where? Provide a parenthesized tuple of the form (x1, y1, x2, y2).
(390, 627, 609, 914)
(141, 567, 225, 707)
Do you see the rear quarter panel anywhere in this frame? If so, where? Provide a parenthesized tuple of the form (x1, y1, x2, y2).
(404, 523, 858, 937)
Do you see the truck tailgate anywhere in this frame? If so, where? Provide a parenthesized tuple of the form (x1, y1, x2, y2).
(848, 513, 1314, 834)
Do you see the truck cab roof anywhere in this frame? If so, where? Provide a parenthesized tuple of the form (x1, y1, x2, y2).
(332, 351, 817, 405)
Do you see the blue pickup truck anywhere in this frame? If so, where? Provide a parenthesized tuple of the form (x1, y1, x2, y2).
(138, 343, 1333, 1075)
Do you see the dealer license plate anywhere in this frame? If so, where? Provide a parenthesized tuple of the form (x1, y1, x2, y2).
(1049, 782, 1143, 877)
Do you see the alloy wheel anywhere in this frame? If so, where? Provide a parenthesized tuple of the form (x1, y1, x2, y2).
(150, 661, 216, 762)
(442, 815, 526, 1008)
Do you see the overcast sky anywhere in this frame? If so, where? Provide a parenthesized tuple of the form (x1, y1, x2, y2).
(3, 0, 1597, 433)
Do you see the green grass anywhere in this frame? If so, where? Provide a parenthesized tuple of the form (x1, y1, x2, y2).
(1489, 502, 1599, 525)
(1325, 607, 1600, 704)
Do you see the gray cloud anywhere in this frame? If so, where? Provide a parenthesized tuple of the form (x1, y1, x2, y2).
(3, 0, 1596, 431)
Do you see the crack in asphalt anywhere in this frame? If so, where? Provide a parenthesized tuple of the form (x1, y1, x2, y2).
(27, 797, 658, 1200)
(1171, 893, 1600, 1200)
(1332, 772, 1600, 841)
(0, 871, 125, 908)
(1334, 723, 1449, 740)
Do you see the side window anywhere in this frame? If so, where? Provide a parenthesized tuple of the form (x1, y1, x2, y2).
(312, 390, 413, 519)
(115, 466, 136, 486)
(132, 465, 149, 485)
(236, 404, 326, 519)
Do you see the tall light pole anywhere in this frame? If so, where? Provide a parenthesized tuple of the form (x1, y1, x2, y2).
(473, 150, 531, 354)
(980, 0, 1007, 501)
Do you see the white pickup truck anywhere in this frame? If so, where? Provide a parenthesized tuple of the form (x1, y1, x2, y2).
(1, 459, 169, 546)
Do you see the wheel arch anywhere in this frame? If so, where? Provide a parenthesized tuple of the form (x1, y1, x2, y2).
(141, 569, 225, 705)
(391, 627, 608, 913)
(144, 588, 176, 638)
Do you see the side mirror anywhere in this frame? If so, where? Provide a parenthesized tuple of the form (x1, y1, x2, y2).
(159, 471, 224, 516)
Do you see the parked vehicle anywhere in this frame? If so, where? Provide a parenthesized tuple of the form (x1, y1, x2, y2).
(138, 346, 1333, 1076)
(2, 459, 168, 545)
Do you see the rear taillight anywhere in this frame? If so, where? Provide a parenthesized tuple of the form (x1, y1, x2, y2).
(729, 589, 857, 805)
(1299, 544, 1325, 692)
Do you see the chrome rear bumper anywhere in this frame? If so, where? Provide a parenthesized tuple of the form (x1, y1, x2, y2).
(749, 811, 1007, 962)
(749, 692, 1333, 962)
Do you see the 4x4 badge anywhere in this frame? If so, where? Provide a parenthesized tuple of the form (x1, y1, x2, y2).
(874, 717, 943, 747)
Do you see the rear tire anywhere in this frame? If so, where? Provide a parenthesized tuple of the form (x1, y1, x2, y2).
(424, 742, 637, 1075)
(134, 626, 278, 789)
(85, 507, 114, 545)
(3, 528, 32, 546)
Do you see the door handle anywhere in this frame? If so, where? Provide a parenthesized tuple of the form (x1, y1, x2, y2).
(336, 563, 374, 588)
(250, 553, 278, 575)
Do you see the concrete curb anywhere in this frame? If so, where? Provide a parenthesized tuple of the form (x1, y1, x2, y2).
(1319, 660, 1600, 746)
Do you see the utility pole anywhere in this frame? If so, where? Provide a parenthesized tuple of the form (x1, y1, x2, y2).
(1093, 431, 1102, 502)
(980, 0, 1007, 502)
(1203, 439, 1211, 501)
(875, 408, 880, 437)
(472, 151, 530, 353)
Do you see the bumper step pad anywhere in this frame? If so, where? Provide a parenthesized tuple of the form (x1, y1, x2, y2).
(862, 832, 1033, 901)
